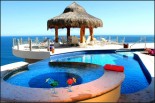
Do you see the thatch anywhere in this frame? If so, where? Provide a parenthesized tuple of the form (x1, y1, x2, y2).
(47, 2, 103, 29)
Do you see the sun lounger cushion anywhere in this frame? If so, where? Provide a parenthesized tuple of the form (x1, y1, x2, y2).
(103, 64, 124, 72)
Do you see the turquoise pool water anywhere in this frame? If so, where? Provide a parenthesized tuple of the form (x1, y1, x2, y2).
(6, 62, 103, 88)
(53, 52, 150, 94)
(5, 51, 150, 94)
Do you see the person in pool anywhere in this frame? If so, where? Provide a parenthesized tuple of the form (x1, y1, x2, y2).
(145, 48, 155, 56)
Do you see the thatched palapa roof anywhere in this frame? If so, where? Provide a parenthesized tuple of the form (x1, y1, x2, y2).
(47, 2, 103, 29)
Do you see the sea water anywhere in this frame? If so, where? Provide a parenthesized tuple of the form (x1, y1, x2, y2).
(1, 35, 154, 66)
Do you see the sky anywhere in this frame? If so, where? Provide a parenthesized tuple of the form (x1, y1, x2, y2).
(1, 1, 154, 36)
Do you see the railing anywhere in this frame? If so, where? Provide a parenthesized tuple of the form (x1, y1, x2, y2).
(12, 37, 52, 51)
(130, 36, 146, 49)
(106, 36, 125, 44)
(12, 36, 147, 50)
(13, 36, 126, 50)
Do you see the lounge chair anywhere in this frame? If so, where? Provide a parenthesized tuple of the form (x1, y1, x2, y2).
(100, 38, 108, 45)
(86, 36, 91, 45)
(68, 36, 79, 46)
(78, 36, 90, 48)
(79, 36, 98, 48)
(93, 38, 101, 45)
(86, 36, 99, 45)
(72, 36, 79, 46)
(61, 36, 67, 44)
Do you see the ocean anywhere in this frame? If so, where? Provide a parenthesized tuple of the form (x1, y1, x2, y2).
(1, 35, 154, 66)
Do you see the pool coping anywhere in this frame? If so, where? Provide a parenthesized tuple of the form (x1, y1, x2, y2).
(1, 61, 125, 102)
(118, 52, 155, 102)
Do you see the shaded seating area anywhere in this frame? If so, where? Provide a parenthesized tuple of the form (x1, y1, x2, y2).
(58, 36, 79, 47)
(47, 2, 103, 48)
(68, 36, 79, 46)
(33, 37, 53, 49)
(61, 36, 67, 45)
(86, 36, 99, 46)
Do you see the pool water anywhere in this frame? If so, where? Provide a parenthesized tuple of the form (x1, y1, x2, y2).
(6, 62, 103, 88)
(29, 72, 83, 88)
(54, 52, 149, 94)
(6, 51, 150, 94)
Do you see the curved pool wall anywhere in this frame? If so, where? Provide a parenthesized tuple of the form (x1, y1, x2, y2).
(5, 62, 104, 88)
(1, 61, 125, 102)
(4, 49, 151, 94)
(49, 49, 151, 94)
(3, 65, 28, 81)
(133, 54, 152, 84)
(50, 49, 145, 61)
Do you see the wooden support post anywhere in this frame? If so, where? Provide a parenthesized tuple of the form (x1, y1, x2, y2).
(67, 27, 70, 42)
(83, 27, 85, 42)
(55, 26, 58, 43)
(89, 27, 94, 41)
(80, 26, 85, 43)
(83, 27, 85, 35)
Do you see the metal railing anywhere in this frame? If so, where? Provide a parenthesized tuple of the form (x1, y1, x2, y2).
(130, 37, 146, 49)
(12, 37, 51, 51)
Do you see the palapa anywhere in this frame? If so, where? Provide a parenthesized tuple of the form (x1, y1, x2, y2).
(47, 2, 103, 43)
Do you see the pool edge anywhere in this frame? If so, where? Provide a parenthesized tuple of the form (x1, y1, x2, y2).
(1, 62, 125, 102)
(118, 52, 155, 102)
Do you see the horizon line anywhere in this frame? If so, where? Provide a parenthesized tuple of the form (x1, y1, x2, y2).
(1, 33, 154, 37)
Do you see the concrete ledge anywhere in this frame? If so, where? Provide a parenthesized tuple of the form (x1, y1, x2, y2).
(1, 62, 29, 78)
(13, 47, 50, 60)
(80, 85, 121, 102)
(1, 62, 125, 102)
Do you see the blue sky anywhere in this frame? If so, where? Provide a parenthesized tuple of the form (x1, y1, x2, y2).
(1, 1, 154, 36)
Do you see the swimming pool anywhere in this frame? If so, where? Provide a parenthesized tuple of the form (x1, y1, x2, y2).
(5, 61, 103, 88)
(5, 50, 151, 94)
(50, 50, 151, 94)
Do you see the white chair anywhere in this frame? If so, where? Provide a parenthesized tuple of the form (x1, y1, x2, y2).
(93, 37, 101, 45)
(100, 38, 108, 45)
(85, 36, 91, 45)
(61, 36, 67, 44)
(72, 36, 79, 45)
(68, 36, 79, 46)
